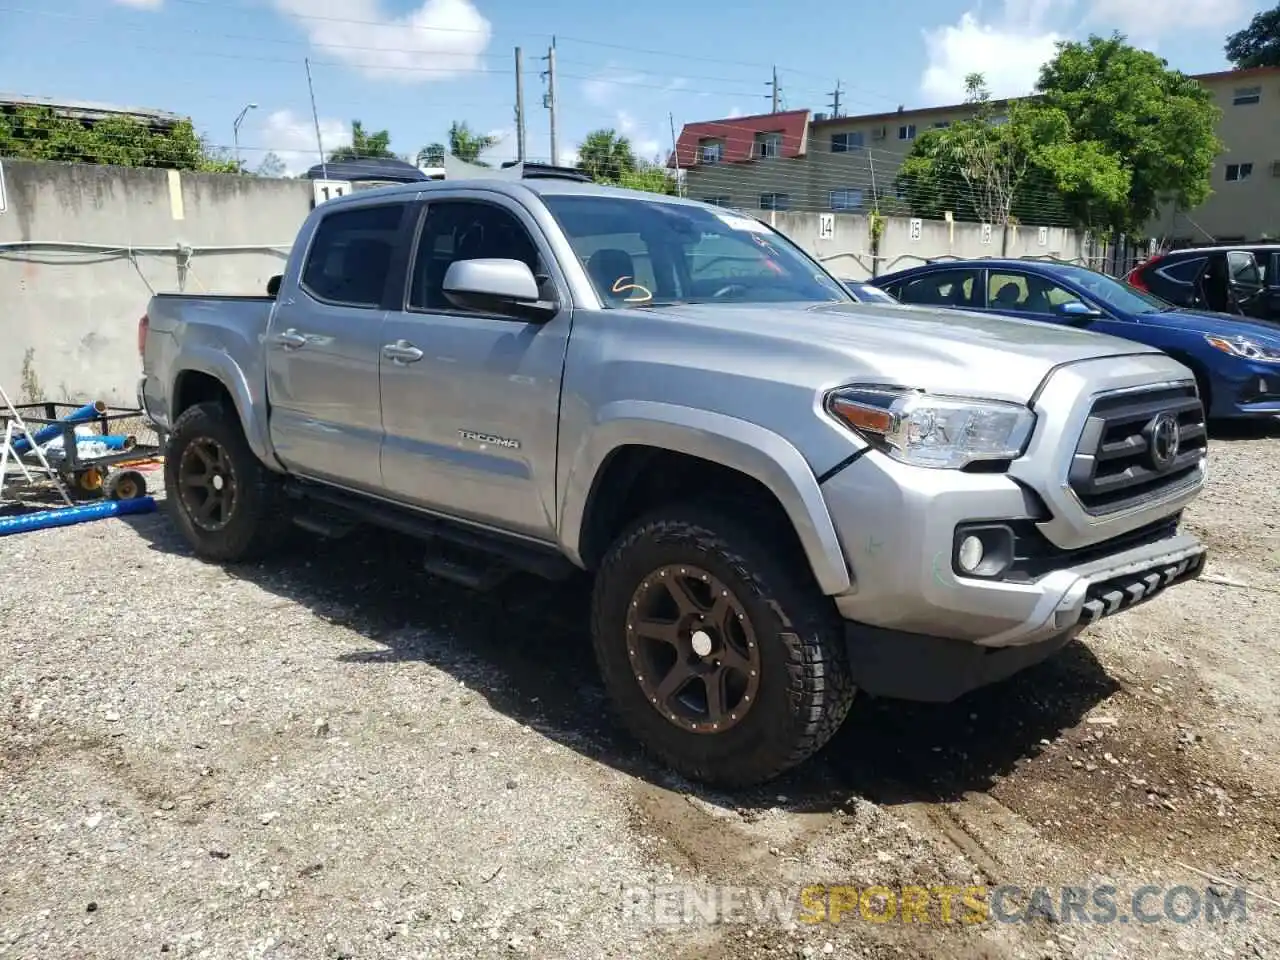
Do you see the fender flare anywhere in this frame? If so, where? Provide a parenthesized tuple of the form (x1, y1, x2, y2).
(559, 400, 853, 595)
(171, 347, 283, 470)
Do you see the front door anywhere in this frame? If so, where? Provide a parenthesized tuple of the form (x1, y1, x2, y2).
(377, 195, 572, 541)
(265, 201, 409, 491)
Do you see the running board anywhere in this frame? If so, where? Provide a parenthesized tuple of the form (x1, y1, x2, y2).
(283, 479, 576, 583)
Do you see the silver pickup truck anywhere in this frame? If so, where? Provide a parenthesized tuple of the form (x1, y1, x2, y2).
(138, 169, 1209, 787)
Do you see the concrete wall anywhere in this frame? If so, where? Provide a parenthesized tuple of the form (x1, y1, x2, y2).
(0, 159, 313, 405)
(0, 160, 1089, 406)
(760, 209, 1088, 281)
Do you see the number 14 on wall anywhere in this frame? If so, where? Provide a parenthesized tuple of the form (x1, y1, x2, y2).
(312, 180, 352, 206)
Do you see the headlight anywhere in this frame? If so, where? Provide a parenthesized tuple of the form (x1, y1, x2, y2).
(825, 385, 1035, 469)
(1204, 335, 1280, 363)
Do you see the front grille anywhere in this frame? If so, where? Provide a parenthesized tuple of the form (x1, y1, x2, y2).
(1068, 385, 1207, 515)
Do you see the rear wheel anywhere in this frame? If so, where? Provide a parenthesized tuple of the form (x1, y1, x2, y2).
(163, 401, 291, 562)
(590, 504, 855, 787)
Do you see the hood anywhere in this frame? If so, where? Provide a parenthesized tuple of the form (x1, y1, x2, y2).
(631, 300, 1164, 405)
(1143, 309, 1280, 345)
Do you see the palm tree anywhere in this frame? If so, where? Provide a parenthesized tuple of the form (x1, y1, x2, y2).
(577, 129, 638, 183)
(328, 119, 394, 161)
(448, 121, 498, 166)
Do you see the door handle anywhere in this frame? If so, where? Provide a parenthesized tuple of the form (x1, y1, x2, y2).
(274, 329, 308, 349)
(382, 340, 424, 364)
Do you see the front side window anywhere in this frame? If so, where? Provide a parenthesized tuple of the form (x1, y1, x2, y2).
(895, 269, 982, 307)
(988, 271, 1087, 315)
(540, 194, 849, 307)
(408, 200, 548, 312)
(300, 203, 405, 308)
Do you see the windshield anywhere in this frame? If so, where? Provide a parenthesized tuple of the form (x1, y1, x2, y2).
(1050, 263, 1174, 315)
(540, 194, 850, 307)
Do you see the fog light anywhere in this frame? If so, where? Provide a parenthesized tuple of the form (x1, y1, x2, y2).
(952, 523, 1017, 579)
(957, 535, 985, 573)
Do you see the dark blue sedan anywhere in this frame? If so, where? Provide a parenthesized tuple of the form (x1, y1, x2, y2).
(875, 258, 1280, 420)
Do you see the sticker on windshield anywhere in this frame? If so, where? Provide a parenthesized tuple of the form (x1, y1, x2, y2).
(714, 211, 770, 233)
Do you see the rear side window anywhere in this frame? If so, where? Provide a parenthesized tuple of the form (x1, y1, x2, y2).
(300, 203, 406, 308)
(1155, 257, 1204, 283)
(896, 269, 983, 308)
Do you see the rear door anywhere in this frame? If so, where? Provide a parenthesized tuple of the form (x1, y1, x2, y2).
(376, 193, 572, 540)
(890, 268, 985, 309)
(265, 200, 411, 491)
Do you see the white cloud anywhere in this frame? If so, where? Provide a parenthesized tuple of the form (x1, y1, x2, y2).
(1085, 0, 1246, 38)
(920, 3, 1065, 105)
(616, 110, 662, 162)
(920, 0, 1251, 104)
(112, 0, 163, 7)
(272, 0, 491, 82)
(726, 106, 744, 119)
(256, 109, 351, 175)
(583, 67, 647, 106)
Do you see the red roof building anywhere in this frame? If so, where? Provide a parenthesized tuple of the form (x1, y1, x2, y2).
(668, 109, 809, 169)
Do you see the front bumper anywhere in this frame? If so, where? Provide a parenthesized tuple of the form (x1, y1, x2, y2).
(820, 447, 1207, 649)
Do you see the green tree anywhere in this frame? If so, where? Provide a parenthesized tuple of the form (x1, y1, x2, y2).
(1034, 33, 1221, 234)
(617, 161, 677, 195)
(255, 151, 287, 177)
(1226, 2, 1280, 68)
(577, 128, 638, 183)
(417, 142, 446, 167)
(328, 119, 394, 161)
(0, 106, 239, 171)
(447, 121, 498, 165)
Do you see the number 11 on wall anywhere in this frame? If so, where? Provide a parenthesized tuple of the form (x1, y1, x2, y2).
(312, 180, 351, 206)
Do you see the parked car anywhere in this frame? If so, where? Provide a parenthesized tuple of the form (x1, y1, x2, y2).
(138, 177, 1207, 787)
(839, 278, 899, 303)
(1125, 244, 1280, 323)
(876, 257, 1280, 420)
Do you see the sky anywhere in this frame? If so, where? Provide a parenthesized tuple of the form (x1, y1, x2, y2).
(0, 0, 1270, 175)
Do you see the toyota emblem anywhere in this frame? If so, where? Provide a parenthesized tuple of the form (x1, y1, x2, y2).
(1148, 412, 1181, 471)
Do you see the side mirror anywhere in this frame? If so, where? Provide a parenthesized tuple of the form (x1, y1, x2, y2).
(1058, 300, 1102, 321)
(266, 274, 282, 297)
(442, 258, 557, 320)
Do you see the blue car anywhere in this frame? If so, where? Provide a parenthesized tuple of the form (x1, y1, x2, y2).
(838, 278, 899, 303)
(875, 257, 1280, 420)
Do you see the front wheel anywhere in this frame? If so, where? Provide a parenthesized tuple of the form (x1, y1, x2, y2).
(163, 401, 291, 563)
(590, 505, 856, 787)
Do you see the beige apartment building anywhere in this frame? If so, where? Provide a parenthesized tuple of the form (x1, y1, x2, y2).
(672, 66, 1280, 243)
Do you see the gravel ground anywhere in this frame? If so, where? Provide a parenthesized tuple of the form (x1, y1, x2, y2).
(3, 428, 1279, 960)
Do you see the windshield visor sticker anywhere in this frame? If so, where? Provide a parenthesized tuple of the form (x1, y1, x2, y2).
(611, 275, 653, 303)
(713, 211, 771, 233)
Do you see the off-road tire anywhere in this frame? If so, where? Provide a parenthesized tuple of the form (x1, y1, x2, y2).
(164, 400, 291, 563)
(590, 504, 856, 787)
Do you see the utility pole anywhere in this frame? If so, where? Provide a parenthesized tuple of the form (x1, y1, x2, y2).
(304, 58, 327, 181)
(514, 46, 526, 163)
(541, 37, 558, 166)
(769, 65, 780, 113)
(827, 80, 842, 118)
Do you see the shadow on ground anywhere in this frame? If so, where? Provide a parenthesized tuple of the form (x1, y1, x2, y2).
(1207, 417, 1280, 442)
(123, 504, 1117, 813)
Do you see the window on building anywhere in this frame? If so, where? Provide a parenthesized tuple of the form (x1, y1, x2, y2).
(830, 131, 865, 152)
(1233, 86, 1262, 106)
(699, 141, 723, 164)
(898, 124, 916, 140)
(299, 203, 406, 308)
(932, 120, 951, 128)
(754, 133, 782, 159)
(1226, 163, 1254, 182)
(700, 196, 732, 207)
(829, 188, 864, 211)
(759, 193, 790, 211)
